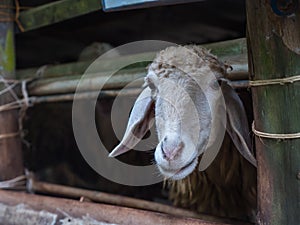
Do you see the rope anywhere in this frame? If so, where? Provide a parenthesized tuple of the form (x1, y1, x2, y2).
(250, 74, 300, 87)
(0, 75, 33, 141)
(0, 0, 28, 32)
(0, 132, 19, 140)
(0, 174, 27, 190)
(252, 122, 300, 140)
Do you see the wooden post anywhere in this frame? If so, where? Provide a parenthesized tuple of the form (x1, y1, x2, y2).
(0, 0, 24, 180)
(246, 1, 300, 224)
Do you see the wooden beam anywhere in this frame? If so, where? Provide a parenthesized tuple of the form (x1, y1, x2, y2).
(0, 0, 24, 180)
(31, 180, 242, 223)
(246, 0, 300, 224)
(18, 0, 101, 32)
(0, 190, 251, 225)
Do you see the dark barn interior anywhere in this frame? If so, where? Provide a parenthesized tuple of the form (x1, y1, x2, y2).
(1, 0, 299, 224)
(0, 0, 263, 224)
(17, 0, 248, 200)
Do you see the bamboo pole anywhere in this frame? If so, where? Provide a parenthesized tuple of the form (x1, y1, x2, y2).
(246, 1, 300, 224)
(16, 38, 247, 80)
(14, 38, 249, 96)
(0, 0, 24, 180)
(27, 80, 249, 104)
(0, 189, 250, 225)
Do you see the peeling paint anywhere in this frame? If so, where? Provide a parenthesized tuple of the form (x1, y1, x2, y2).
(59, 215, 118, 225)
(0, 203, 57, 225)
(57, 209, 118, 225)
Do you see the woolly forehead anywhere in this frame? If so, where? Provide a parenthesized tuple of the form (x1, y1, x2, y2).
(146, 46, 227, 89)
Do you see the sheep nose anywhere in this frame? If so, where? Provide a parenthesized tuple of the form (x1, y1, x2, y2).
(161, 137, 184, 161)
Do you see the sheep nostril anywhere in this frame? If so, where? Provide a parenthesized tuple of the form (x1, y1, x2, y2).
(161, 139, 184, 161)
(161, 142, 167, 159)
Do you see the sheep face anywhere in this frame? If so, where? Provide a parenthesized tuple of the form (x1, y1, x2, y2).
(109, 46, 256, 181)
(145, 70, 214, 180)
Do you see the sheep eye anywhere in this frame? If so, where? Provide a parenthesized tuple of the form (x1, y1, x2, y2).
(145, 76, 156, 90)
(148, 82, 156, 90)
(210, 80, 220, 90)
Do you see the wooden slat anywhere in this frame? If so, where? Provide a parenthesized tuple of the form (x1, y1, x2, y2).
(18, 0, 101, 32)
(0, 190, 252, 225)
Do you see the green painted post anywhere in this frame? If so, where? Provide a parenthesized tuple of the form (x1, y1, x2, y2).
(0, 0, 24, 180)
(246, 0, 300, 224)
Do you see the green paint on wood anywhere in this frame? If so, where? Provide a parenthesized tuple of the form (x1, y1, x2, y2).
(19, 0, 101, 32)
(0, 30, 15, 75)
(246, 0, 300, 224)
(3, 30, 15, 74)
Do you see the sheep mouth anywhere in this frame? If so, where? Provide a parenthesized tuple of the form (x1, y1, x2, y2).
(177, 157, 197, 173)
(158, 156, 198, 180)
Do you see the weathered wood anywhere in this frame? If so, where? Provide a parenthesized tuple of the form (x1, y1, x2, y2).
(30, 180, 241, 223)
(0, 0, 24, 180)
(0, 190, 251, 225)
(18, 0, 101, 32)
(246, 1, 300, 224)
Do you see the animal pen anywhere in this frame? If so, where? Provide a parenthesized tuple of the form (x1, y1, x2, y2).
(0, 0, 299, 225)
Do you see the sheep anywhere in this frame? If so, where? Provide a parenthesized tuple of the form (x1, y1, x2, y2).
(109, 45, 257, 219)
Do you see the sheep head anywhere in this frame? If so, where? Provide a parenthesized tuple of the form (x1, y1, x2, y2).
(109, 46, 256, 180)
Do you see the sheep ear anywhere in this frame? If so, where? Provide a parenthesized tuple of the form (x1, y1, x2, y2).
(109, 87, 155, 157)
(221, 81, 257, 167)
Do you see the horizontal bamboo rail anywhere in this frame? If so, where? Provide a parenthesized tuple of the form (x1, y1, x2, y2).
(16, 38, 248, 97)
(28, 80, 248, 104)
(17, 38, 247, 80)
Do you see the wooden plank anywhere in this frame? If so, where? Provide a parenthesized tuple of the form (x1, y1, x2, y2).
(31, 180, 245, 224)
(0, 0, 24, 180)
(18, 0, 101, 32)
(246, 0, 300, 224)
(0, 190, 251, 225)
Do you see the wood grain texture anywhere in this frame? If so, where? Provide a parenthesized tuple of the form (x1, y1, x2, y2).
(246, 0, 300, 224)
(0, 0, 24, 181)
(0, 189, 251, 225)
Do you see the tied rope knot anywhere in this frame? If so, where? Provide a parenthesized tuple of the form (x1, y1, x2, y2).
(0, 75, 33, 141)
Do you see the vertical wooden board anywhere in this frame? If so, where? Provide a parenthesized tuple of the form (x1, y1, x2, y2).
(246, 0, 300, 224)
